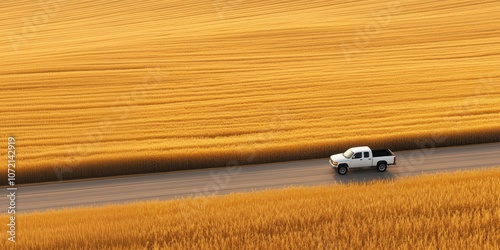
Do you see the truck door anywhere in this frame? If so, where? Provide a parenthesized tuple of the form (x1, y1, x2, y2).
(363, 151, 372, 167)
(350, 152, 364, 168)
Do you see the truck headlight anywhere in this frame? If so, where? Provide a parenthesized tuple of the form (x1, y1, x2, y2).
(332, 161, 338, 166)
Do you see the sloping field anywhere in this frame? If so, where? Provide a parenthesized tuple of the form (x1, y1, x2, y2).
(1, 0, 499, 183)
(1, 168, 499, 249)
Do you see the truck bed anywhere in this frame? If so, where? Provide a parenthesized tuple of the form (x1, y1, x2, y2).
(372, 149, 395, 157)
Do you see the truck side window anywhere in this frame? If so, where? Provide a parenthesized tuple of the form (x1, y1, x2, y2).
(364, 152, 369, 158)
(353, 152, 362, 159)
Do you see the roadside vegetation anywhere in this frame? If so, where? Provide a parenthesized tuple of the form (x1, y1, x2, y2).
(1, 0, 499, 183)
(2, 168, 499, 249)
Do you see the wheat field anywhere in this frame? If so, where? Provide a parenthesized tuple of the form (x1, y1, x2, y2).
(1, 168, 499, 249)
(1, 0, 499, 183)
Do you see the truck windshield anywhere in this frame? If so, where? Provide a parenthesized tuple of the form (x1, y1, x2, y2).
(343, 149, 354, 158)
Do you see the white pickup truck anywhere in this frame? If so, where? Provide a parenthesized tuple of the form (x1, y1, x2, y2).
(329, 146, 396, 175)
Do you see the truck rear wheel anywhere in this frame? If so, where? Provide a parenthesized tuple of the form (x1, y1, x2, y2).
(338, 165, 348, 175)
(377, 162, 387, 172)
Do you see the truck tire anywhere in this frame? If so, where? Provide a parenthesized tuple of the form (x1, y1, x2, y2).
(338, 165, 348, 175)
(377, 162, 387, 172)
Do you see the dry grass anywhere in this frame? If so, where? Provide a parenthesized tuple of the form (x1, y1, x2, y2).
(1, 0, 499, 183)
(1, 168, 499, 249)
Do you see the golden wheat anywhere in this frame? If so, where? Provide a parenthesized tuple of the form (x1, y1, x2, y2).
(1, 168, 499, 249)
(1, 0, 499, 183)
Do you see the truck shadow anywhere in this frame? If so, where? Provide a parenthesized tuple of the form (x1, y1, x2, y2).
(332, 168, 396, 184)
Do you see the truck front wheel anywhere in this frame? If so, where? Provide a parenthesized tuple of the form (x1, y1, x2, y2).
(338, 165, 348, 175)
(377, 162, 387, 172)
